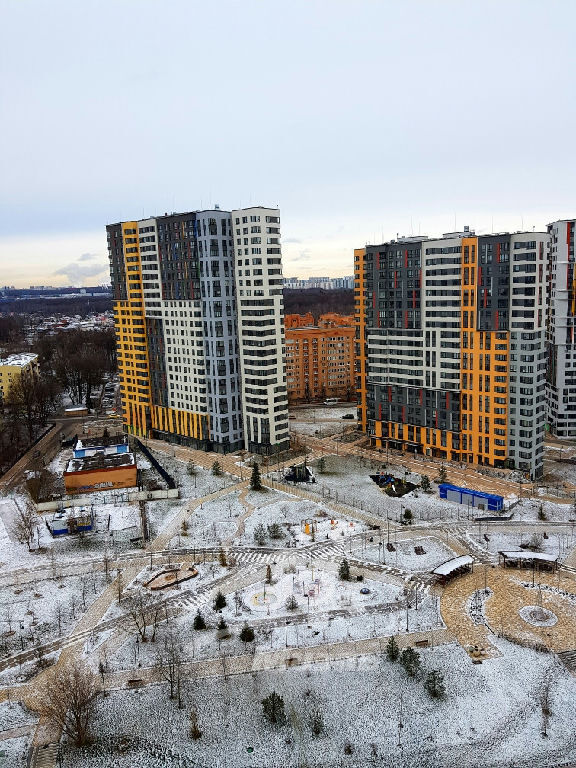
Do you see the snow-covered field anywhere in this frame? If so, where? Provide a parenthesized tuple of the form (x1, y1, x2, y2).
(63, 638, 576, 768)
(352, 536, 456, 573)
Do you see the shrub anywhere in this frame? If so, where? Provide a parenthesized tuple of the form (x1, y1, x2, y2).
(262, 691, 286, 725)
(213, 591, 226, 611)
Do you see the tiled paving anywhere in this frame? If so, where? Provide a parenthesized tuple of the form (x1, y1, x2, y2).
(440, 565, 576, 658)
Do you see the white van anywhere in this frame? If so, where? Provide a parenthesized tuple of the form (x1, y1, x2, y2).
(324, 398, 339, 405)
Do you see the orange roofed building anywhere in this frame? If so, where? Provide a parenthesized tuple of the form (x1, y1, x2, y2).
(285, 314, 356, 402)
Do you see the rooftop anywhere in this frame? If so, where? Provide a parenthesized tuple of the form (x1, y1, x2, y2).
(0, 353, 38, 368)
(66, 452, 136, 473)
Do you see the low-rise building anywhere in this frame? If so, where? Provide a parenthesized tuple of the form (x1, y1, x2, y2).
(63, 434, 137, 494)
(0, 353, 39, 400)
(285, 314, 355, 402)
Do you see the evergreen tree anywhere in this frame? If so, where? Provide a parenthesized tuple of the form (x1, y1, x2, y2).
(438, 464, 448, 484)
(254, 523, 267, 546)
(268, 522, 284, 539)
(386, 636, 400, 662)
(187, 461, 196, 476)
(420, 475, 431, 493)
(400, 647, 421, 678)
(250, 462, 263, 491)
(317, 457, 326, 474)
(239, 624, 255, 647)
(217, 616, 228, 631)
(262, 691, 286, 725)
(211, 460, 223, 476)
(219, 549, 227, 567)
(285, 594, 298, 610)
(424, 669, 445, 699)
(193, 611, 206, 630)
(338, 558, 350, 581)
(265, 564, 272, 584)
(213, 591, 226, 611)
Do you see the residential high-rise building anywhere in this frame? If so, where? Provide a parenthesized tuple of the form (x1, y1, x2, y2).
(546, 219, 576, 438)
(355, 228, 548, 479)
(232, 207, 289, 454)
(285, 313, 356, 402)
(107, 206, 289, 455)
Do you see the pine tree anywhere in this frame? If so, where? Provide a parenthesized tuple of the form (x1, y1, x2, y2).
(239, 624, 255, 647)
(219, 549, 227, 567)
(217, 616, 228, 631)
(438, 464, 448, 484)
(424, 669, 445, 698)
(268, 522, 283, 539)
(250, 462, 263, 491)
(386, 636, 400, 662)
(420, 475, 431, 493)
(317, 457, 326, 474)
(187, 461, 196, 476)
(193, 611, 206, 630)
(265, 564, 272, 584)
(213, 591, 226, 611)
(285, 594, 298, 611)
(338, 558, 350, 581)
(400, 647, 421, 678)
(254, 523, 267, 546)
(262, 691, 286, 725)
(211, 460, 223, 476)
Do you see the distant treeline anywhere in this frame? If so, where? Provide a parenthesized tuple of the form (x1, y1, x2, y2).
(283, 288, 354, 320)
(0, 295, 113, 317)
(0, 289, 355, 325)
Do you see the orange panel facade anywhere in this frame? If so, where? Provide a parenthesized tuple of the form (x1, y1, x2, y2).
(285, 315, 356, 402)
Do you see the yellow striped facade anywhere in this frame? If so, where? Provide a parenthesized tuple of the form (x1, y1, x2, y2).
(114, 221, 151, 436)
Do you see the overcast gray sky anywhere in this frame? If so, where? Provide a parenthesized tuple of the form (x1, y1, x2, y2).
(1, 0, 575, 287)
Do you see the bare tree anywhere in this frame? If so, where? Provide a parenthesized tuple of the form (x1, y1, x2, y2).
(35, 659, 101, 746)
(156, 630, 184, 705)
(13, 497, 37, 551)
(124, 589, 159, 642)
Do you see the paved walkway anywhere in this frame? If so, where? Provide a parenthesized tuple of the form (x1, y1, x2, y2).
(104, 625, 455, 690)
(0, 722, 34, 740)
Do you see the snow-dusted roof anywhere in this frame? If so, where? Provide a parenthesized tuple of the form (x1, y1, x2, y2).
(499, 550, 558, 563)
(0, 353, 38, 367)
(433, 555, 474, 576)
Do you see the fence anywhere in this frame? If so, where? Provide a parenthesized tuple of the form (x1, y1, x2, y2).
(135, 439, 177, 489)
(36, 487, 179, 512)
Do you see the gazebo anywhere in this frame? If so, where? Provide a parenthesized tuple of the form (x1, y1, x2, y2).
(498, 550, 558, 572)
(432, 555, 474, 585)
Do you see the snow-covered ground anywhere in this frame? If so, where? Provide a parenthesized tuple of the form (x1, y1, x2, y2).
(64, 638, 576, 768)
(352, 536, 456, 573)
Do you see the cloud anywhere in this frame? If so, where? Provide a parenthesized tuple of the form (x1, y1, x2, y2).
(283, 237, 302, 244)
(53, 260, 108, 286)
(78, 252, 97, 261)
(290, 249, 312, 262)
